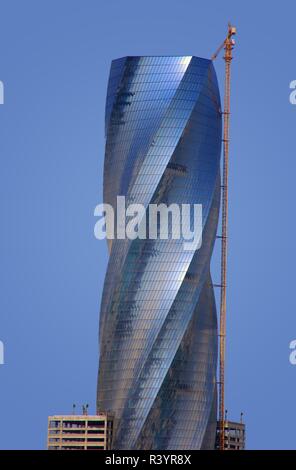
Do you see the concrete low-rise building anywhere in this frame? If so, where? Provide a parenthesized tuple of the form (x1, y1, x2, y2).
(47, 412, 113, 450)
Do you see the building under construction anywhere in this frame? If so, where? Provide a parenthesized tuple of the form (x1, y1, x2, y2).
(94, 23, 244, 450)
(47, 410, 113, 450)
(216, 419, 246, 450)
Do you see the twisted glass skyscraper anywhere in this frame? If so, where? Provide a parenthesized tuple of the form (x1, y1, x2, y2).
(97, 56, 222, 449)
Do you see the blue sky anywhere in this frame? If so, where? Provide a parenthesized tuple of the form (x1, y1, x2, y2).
(0, 0, 296, 449)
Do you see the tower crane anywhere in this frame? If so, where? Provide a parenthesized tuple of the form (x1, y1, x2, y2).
(211, 23, 236, 451)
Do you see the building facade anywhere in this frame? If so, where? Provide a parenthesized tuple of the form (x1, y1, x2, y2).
(97, 56, 222, 449)
(216, 420, 246, 450)
(47, 413, 113, 450)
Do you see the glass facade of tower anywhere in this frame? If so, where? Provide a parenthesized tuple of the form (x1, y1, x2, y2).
(97, 56, 222, 450)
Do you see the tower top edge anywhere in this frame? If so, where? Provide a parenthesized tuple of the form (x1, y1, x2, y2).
(112, 55, 212, 62)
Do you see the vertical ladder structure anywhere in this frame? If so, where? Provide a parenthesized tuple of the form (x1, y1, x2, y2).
(211, 23, 236, 450)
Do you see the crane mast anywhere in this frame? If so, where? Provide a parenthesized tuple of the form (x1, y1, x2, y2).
(212, 23, 236, 450)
